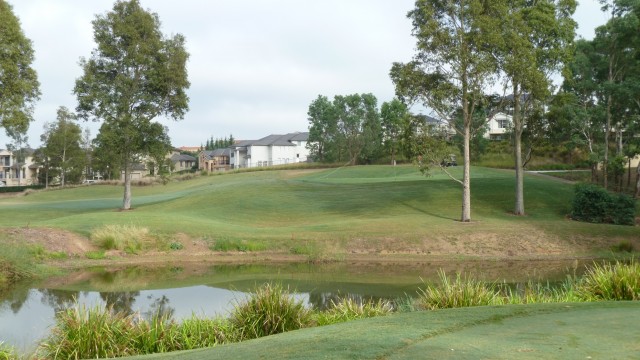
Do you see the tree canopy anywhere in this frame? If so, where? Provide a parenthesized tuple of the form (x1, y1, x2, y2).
(0, 0, 40, 136)
(74, 0, 190, 209)
(390, 0, 505, 222)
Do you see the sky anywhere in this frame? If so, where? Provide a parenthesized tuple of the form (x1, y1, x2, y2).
(4, 0, 609, 149)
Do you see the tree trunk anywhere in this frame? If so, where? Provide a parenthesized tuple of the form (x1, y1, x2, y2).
(461, 115, 471, 222)
(123, 162, 132, 210)
(513, 85, 525, 216)
(635, 165, 640, 199)
(628, 158, 632, 188)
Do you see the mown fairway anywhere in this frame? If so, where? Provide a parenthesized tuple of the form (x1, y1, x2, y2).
(128, 301, 640, 360)
(0, 166, 636, 253)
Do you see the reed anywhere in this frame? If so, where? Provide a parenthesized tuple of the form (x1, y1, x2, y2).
(39, 304, 137, 359)
(416, 270, 504, 310)
(315, 297, 393, 326)
(0, 342, 17, 360)
(91, 225, 153, 254)
(576, 260, 640, 301)
(230, 283, 312, 340)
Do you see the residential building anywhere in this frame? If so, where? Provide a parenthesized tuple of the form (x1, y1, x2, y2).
(170, 152, 197, 172)
(0, 149, 39, 186)
(229, 132, 309, 169)
(199, 148, 231, 171)
(485, 112, 513, 140)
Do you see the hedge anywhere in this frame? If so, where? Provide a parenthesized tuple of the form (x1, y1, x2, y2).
(571, 183, 636, 226)
(0, 185, 45, 193)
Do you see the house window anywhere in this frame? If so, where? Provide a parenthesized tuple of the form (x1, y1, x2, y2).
(497, 119, 510, 129)
(3, 157, 9, 166)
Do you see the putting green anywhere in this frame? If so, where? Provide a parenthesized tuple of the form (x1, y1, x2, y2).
(130, 302, 639, 359)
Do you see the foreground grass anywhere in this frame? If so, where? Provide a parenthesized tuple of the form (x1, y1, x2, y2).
(139, 301, 640, 360)
(33, 261, 639, 359)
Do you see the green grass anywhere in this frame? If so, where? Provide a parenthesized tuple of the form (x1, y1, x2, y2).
(27, 262, 640, 359)
(126, 302, 640, 360)
(229, 283, 312, 340)
(0, 165, 637, 256)
(0, 342, 17, 360)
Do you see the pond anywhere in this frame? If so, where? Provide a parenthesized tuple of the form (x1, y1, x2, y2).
(0, 259, 594, 353)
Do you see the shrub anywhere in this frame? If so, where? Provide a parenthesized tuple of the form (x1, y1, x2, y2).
(91, 225, 152, 254)
(86, 250, 106, 260)
(0, 342, 17, 360)
(315, 297, 393, 326)
(571, 183, 636, 225)
(230, 283, 312, 340)
(174, 316, 235, 349)
(39, 304, 138, 359)
(210, 238, 266, 252)
(576, 260, 640, 301)
(416, 270, 503, 310)
(611, 241, 634, 253)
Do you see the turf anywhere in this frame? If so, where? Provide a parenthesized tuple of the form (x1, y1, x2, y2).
(0, 165, 636, 249)
(126, 301, 640, 359)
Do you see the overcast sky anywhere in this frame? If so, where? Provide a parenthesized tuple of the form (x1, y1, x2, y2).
(5, 0, 609, 149)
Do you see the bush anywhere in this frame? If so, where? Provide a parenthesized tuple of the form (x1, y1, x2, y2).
(39, 305, 138, 359)
(0, 342, 17, 360)
(315, 298, 393, 326)
(571, 183, 636, 225)
(0, 185, 45, 193)
(91, 225, 153, 253)
(576, 260, 640, 301)
(230, 283, 312, 340)
(416, 270, 503, 310)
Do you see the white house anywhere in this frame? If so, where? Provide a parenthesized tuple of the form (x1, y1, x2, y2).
(0, 149, 39, 186)
(229, 132, 309, 169)
(485, 112, 513, 140)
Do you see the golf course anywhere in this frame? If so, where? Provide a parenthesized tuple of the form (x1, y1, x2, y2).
(0, 165, 638, 359)
(0, 165, 637, 262)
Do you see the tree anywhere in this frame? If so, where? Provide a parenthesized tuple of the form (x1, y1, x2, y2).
(0, 1, 40, 136)
(74, 0, 190, 210)
(333, 93, 381, 165)
(381, 99, 411, 165)
(306, 95, 338, 162)
(40, 106, 86, 186)
(391, 0, 504, 222)
(498, 0, 577, 215)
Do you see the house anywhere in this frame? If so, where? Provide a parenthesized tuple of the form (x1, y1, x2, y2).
(229, 132, 309, 169)
(199, 148, 232, 171)
(414, 114, 456, 137)
(170, 153, 197, 172)
(484, 112, 512, 140)
(0, 149, 39, 186)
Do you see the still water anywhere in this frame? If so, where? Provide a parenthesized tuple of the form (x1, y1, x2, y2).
(0, 259, 593, 353)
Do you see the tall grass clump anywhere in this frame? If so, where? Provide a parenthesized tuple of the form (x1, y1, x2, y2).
(39, 304, 137, 359)
(230, 283, 312, 340)
(132, 314, 235, 353)
(0, 342, 17, 360)
(417, 270, 503, 310)
(315, 297, 393, 326)
(502, 277, 582, 304)
(576, 260, 640, 301)
(174, 316, 235, 349)
(0, 245, 38, 288)
(91, 225, 152, 254)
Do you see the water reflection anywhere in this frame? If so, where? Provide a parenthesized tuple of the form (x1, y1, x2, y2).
(0, 259, 597, 354)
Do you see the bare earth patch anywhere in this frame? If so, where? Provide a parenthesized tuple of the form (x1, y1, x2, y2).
(1, 224, 636, 268)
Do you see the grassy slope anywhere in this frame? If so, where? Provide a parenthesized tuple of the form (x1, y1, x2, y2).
(128, 302, 640, 360)
(0, 166, 636, 251)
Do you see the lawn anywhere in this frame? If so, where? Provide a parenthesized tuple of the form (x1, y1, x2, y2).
(128, 301, 640, 360)
(0, 165, 636, 256)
